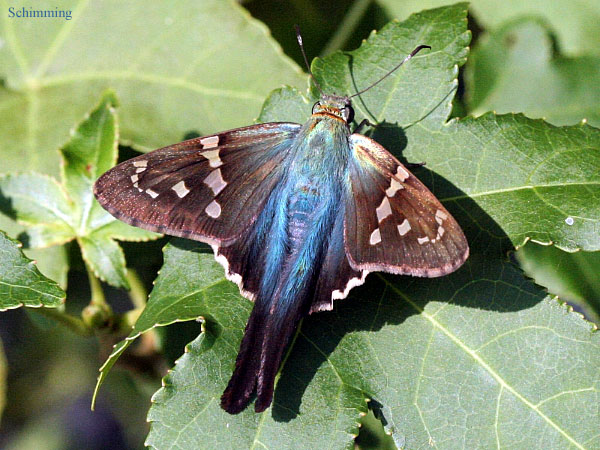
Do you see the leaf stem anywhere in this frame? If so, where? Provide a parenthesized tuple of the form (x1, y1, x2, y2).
(81, 260, 114, 331)
(320, 0, 372, 56)
(126, 269, 147, 309)
(34, 307, 94, 336)
(114, 307, 145, 334)
(86, 262, 107, 308)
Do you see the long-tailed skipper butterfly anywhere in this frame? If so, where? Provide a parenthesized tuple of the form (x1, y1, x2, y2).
(94, 28, 468, 414)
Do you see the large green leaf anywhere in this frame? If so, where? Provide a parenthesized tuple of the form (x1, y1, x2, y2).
(457, 16, 600, 332)
(262, 29, 600, 253)
(0, 230, 64, 310)
(87, 4, 600, 448)
(0, 0, 305, 177)
(466, 18, 600, 127)
(378, 0, 600, 56)
(142, 245, 598, 450)
(0, 92, 160, 288)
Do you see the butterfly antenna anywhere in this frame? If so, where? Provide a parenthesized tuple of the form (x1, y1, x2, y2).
(295, 24, 325, 97)
(349, 44, 431, 98)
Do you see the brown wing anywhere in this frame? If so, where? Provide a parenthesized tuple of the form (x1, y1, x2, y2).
(94, 123, 301, 247)
(344, 134, 468, 277)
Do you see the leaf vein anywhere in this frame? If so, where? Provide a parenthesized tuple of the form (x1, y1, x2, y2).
(384, 279, 586, 449)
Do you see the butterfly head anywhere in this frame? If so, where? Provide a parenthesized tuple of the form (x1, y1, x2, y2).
(312, 95, 354, 124)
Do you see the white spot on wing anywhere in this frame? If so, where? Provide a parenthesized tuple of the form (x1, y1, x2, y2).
(201, 149, 223, 168)
(136, 167, 146, 174)
(376, 197, 392, 223)
(145, 188, 159, 198)
(417, 236, 430, 245)
(200, 136, 219, 149)
(397, 219, 411, 236)
(205, 200, 221, 218)
(437, 226, 445, 238)
(172, 180, 190, 198)
(369, 228, 381, 245)
(133, 160, 147, 168)
(435, 209, 448, 225)
(203, 168, 227, 196)
(565, 216, 574, 225)
(385, 177, 403, 197)
(130, 174, 139, 183)
(396, 165, 409, 181)
(332, 270, 369, 300)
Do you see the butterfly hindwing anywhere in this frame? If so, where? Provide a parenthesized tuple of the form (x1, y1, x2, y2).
(94, 123, 301, 247)
(310, 211, 367, 313)
(344, 134, 469, 277)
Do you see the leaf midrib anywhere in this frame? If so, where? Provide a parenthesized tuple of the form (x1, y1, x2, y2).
(32, 0, 91, 78)
(0, 278, 63, 299)
(441, 180, 600, 203)
(0, 0, 271, 103)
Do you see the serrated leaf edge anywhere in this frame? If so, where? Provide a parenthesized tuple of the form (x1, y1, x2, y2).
(0, 171, 76, 230)
(0, 232, 65, 310)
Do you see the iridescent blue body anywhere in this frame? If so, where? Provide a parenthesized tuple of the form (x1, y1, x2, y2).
(261, 102, 349, 315)
(221, 98, 353, 412)
(94, 93, 468, 414)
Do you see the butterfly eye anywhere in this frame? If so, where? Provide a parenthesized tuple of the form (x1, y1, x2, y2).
(312, 101, 321, 114)
(341, 105, 354, 124)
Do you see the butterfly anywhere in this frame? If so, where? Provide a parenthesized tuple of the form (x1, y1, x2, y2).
(93, 35, 468, 414)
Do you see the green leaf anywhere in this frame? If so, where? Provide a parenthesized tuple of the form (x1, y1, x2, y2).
(409, 113, 600, 253)
(79, 235, 128, 289)
(466, 18, 600, 127)
(378, 0, 600, 56)
(0, 230, 65, 310)
(92, 240, 238, 407)
(86, 5, 600, 448)
(263, 44, 600, 253)
(516, 243, 600, 322)
(312, 3, 470, 130)
(60, 91, 120, 233)
(0, 92, 160, 288)
(113, 241, 368, 449)
(0, 173, 75, 232)
(0, 0, 305, 177)
(137, 244, 599, 449)
(24, 246, 69, 290)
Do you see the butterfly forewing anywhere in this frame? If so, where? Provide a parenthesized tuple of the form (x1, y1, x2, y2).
(344, 134, 468, 277)
(94, 123, 301, 246)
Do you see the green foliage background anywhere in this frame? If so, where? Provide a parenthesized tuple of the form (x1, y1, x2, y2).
(0, 1, 598, 449)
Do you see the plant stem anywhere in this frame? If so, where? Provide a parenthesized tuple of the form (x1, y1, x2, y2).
(320, 0, 372, 56)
